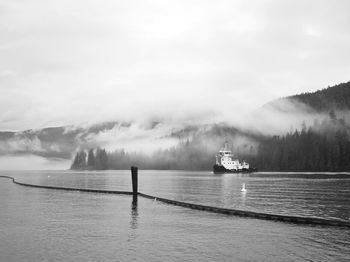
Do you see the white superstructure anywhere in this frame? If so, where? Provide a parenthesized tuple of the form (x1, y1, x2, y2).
(215, 143, 250, 171)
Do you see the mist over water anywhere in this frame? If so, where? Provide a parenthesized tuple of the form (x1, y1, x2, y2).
(0, 155, 70, 170)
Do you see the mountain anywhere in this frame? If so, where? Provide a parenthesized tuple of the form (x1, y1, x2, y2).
(1, 81, 350, 171)
(71, 114, 350, 171)
(71, 123, 261, 170)
(0, 122, 123, 159)
(263, 81, 350, 113)
(0, 120, 259, 163)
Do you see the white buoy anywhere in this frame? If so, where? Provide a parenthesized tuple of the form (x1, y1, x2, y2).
(241, 183, 247, 192)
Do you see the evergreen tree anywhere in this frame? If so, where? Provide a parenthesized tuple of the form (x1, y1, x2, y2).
(87, 149, 95, 169)
(70, 152, 80, 169)
(70, 150, 87, 170)
(95, 148, 108, 170)
(78, 150, 87, 169)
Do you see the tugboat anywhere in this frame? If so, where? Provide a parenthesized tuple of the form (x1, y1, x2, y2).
(213, 143, 257, 174)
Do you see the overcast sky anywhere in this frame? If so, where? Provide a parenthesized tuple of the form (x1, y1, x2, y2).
(1, 0, 350, 131)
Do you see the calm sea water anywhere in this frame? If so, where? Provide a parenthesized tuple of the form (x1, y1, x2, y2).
(0, 170, 349, 261)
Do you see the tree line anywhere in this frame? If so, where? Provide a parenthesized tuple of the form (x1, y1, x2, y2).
(70, 148, 108, 170)
(287, 81, 350, 112)
(71, 112, 350, 172)
(250, 114, 350, 171)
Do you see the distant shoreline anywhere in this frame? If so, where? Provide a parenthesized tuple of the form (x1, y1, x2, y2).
(68, 168, 350, 176)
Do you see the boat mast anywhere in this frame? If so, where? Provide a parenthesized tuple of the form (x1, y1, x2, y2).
(224, 141, 229, 151)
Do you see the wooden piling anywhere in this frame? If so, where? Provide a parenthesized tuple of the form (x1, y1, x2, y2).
(131, 166, 138, 196)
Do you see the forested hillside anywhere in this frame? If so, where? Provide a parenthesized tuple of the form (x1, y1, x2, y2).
(2, 80, 348, 172)
(71, 111, 350, 171)
(265, 81, 350, 112)
(251, 114, 350, 171)
(71, 81, 350, 172)
(70, 124, 258, 170)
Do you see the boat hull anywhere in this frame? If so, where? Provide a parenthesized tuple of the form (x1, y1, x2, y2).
(213, 164, 257, 174)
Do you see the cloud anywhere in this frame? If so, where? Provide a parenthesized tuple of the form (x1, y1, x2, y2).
(0, 135, 44, 152)
(0, 0, 350, 130)
(82, 122, 179, 154)
(0, 155, 70, 170)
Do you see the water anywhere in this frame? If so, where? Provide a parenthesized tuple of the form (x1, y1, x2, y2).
(0, 170, 349, 261)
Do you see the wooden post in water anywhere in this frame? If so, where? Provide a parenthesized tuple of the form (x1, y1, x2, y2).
(131, 166, 138, 196)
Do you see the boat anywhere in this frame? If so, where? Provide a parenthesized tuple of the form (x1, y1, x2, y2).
(213, 143, 257, 174)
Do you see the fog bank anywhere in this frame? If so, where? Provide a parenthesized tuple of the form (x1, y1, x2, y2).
(0, 155, 70, 170)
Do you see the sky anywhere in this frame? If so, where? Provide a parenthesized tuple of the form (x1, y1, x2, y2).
(1, 0, 350, 131)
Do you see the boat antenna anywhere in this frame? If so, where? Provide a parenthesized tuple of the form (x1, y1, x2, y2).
(224, 140, 229, 151)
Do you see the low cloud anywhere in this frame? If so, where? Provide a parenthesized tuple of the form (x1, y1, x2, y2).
(1, 1, 350, 131)
(0, 135, 44, 153)
(82, 122, 179, 154)
(0, 155, 70, 170)
(232, 99, 330, 135)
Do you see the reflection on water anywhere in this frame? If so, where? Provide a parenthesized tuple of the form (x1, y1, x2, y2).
(240, 187, 247, 206)
(130, 195, 138, 230)
(127, 196, 139, 244)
